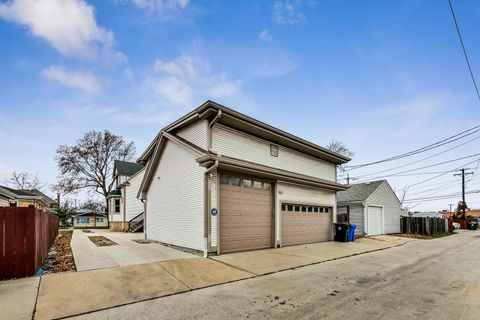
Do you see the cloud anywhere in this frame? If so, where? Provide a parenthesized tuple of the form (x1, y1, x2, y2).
(147, 54, 241, 107)
(127, 0, 189, 12)
(41, 65, 102, 93)
(259, 29, 273, 43)
(273, 1, 305, 25)
(0, 0, 119, 59)
(154, 55, 196, 78)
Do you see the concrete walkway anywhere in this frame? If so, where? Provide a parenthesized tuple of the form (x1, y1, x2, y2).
(0, 277, 39, 320)
(211, 235, 415, 275)
(35, 259, 251, 320)
(71, 229, 197, 271)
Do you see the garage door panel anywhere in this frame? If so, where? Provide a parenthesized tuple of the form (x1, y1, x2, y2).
(367, 206, 382, 236)
(220, 176, 273, 253)
(282, 210, 332, 246)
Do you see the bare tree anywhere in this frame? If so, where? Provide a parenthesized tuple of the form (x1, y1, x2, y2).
(326, 140, 354, 158)
(54, 130, 136, 207)
(3, 171, 43, 190)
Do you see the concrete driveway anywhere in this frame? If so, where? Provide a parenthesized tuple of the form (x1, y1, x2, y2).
(212, 235, 414, 275)
(71, 229, 197, 271)
(73, 231, 480, 320)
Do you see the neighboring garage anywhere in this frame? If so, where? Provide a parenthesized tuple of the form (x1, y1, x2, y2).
(137, 101, 350, 256)
(337, 180, 403, 237)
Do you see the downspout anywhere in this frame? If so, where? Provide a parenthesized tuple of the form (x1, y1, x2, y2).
(208, 110, 222, 155)
(203, 160, 219, 257)
(141, 199, 147, 239)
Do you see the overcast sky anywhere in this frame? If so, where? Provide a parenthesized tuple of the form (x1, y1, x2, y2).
(1, 0, 480, 211)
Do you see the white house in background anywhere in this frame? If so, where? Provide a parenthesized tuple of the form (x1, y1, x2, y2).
(107, 160, 145, 232)
(73, 209, 108, 228)
(336, 180, 402, 237)
(137, 100, 350, 256)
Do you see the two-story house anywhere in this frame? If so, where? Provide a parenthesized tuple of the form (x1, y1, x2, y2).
(137, 101, 350, 256)
(107, 160, 145, 231)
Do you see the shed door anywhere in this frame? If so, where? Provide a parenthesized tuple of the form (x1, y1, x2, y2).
(282, 204, 332, 246)
(367, 206, 383, 235)
(219, 175, 273, 253)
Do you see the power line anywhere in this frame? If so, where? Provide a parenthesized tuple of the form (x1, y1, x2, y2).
(448, 0, 480, 103)
(352, 134, 480, 179)
(344, 125, 480, 170)
(403, 189, 480, 203)
(396, 157, 480, 191)
(353, 152, 480, 182)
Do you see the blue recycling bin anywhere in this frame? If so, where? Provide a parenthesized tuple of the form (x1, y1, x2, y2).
(348, 224, 356, 242)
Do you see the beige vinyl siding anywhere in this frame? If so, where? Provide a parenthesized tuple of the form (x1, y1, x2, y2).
(212, 124, 336, 181)
(177, 119, 208, 149)
(124, 168, 145, 222)
(146, 140, 205, 252)
(366, 182, 402, 234)
(277, 182, 336, 243)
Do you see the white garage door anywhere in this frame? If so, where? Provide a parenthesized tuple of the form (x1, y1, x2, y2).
(367, 206, 383, 235)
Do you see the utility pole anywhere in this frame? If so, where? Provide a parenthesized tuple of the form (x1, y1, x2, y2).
(448, 203, 454, 213)
(346, 174, 350, 185)
(454, 168, 473, 217)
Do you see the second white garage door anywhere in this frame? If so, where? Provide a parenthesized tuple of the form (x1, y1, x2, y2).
(367, 206, 383, 235)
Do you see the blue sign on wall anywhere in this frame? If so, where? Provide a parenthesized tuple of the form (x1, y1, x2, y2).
(211, 208, 218, 216)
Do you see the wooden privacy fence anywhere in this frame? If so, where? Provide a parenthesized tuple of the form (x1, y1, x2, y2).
(401, 216, 450, 236)
(0, 206, 58, 280)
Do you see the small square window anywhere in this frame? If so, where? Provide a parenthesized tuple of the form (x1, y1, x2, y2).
(262, 183, 271, 191)
(230, 178, 241, 186)
(314, 207, 319, 213)
(220, 175, 229, 185)
(295, 206, 300, 212)
(319, 208, 324, 213)
(301, 206, 307, 212)
(281, 204, 286, 211)
(243, 179, 252, 188)
(270, 144, 279, 157)
(308, 207, 313, 212)
(287, 205, 293, 211)
(253, 181, 262, 189)
(325, 208, 329, 213)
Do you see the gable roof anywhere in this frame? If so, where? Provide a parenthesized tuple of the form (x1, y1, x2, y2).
(138, 100, 351, 165)
(113, 160, 144, 177)
(337, 180, 385, 203)
(0, 185, 55, 205)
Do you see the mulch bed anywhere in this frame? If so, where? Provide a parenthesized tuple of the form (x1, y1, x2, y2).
(41, 230, 76, 274)
(88, 236, 118, 246)
(82, 230, 94, 233)
(394, 233, 452, 240)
